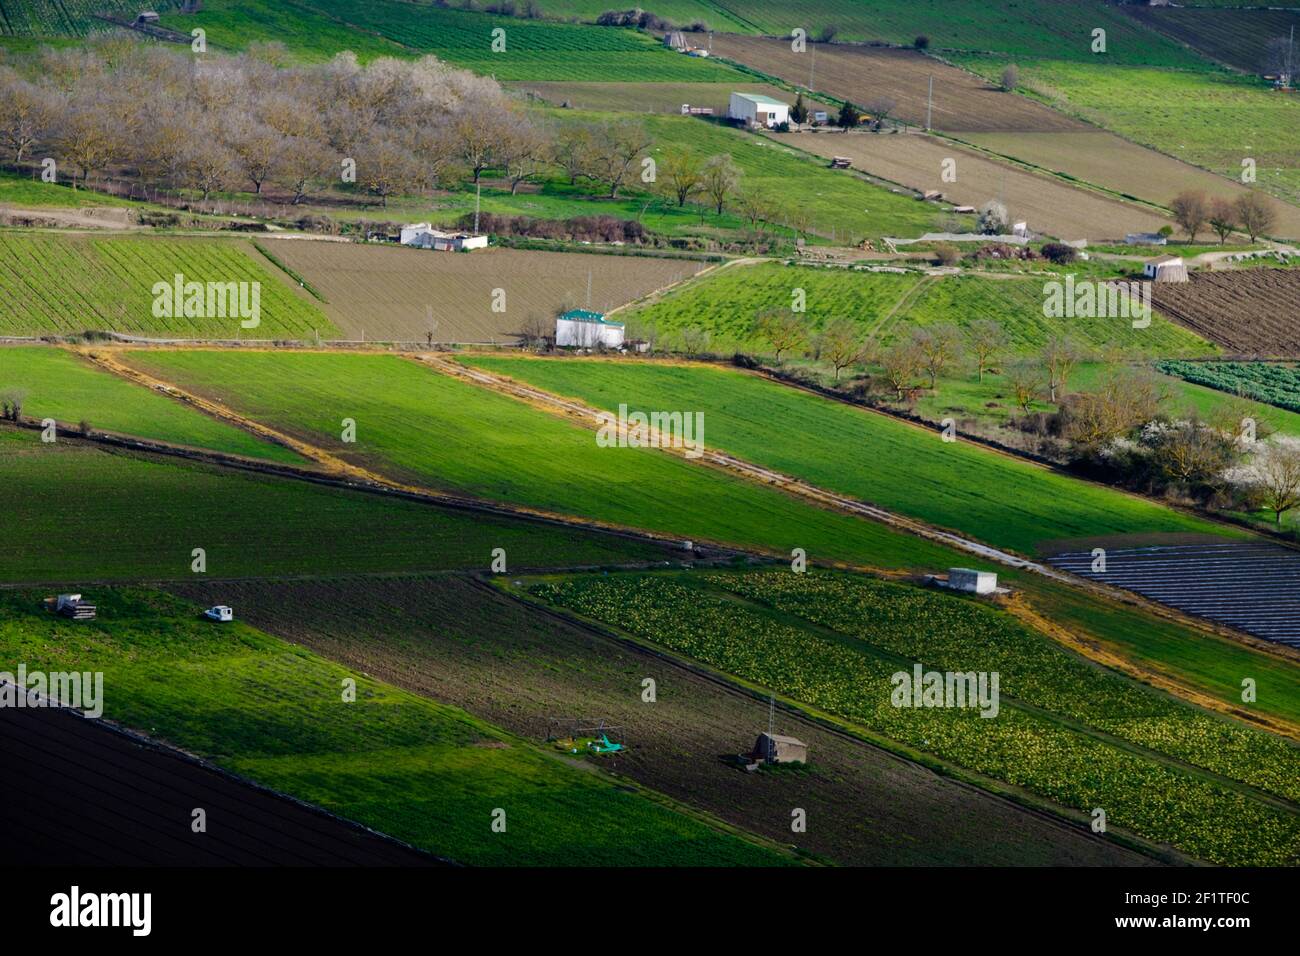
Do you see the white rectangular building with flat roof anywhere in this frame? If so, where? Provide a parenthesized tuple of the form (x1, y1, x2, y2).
(728, 92, 790, 128)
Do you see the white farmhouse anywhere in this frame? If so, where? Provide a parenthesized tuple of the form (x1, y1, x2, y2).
(728, 92, 790, 128)
(555, 309, 625, 348)
(399, 223, 488, 251)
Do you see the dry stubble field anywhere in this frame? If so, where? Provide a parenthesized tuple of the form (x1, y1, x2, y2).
(264, 240, 712, 342)
(708, 35, 1088, 133)
(774, 130, 1172, 240)
(962, 131, 1300, 240)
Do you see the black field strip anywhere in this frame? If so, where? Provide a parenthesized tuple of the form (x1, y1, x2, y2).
(0, 701, 442, 866)
(1049, 543, 1300, 647)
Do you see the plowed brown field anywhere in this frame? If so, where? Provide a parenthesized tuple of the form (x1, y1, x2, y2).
(708, 35, 1088, 133)
(1151, 270, 1300, 356)
(774, 130, 1172, 239)
(263, 240, 712, 342)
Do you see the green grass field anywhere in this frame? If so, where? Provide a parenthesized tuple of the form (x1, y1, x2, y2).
(0, 584, 785, 865)
(118, 349, 967, 571)
(531, 569, 1299, 866)
(0, 346, 303, 462)
(0, 0, 174, 36)
(0, 171, 140, 208)
(617, 262, 1215, 356)
(291, 0, 742, 81)
(955, 57, 1300, 210)
(617, 261, 924, 350)
(0, 426, 665, 582)
(612, 112, 953, 241)
(460, 355, 1233, 556)
(897, 274, 1214, 356)
(0, 234, 338, 339)
(159, 0, 409, 62)
(535, 0, 1215, 67)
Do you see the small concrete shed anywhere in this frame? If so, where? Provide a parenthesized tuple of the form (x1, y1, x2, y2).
(948, 568, 998, 594)
(753, 733, 808, 765)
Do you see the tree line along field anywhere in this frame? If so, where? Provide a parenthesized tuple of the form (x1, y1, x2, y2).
(616, 261, 1215, 356)
(0, 234, 337, 339)
(0, 426, 667, 582)
(460, 355, 1231, 556)
(261, 241, 712, 344)
(283, 0, 744, 82)
(953, 57, 1300, 211)
(772, 131, 1173, 241)
(0, 346, 302, 463)
(0, 585, 787, 866)
(531, 570, 1300, 866)
(958, 132, 1300, 242)
(174, 574, 1145, 866)
(1148, 270, 1300, 356)
(707, 36, 1088, 134)
(1156, 360, 1300, 415)
(115, 348, 965, 572)
(1123, 6, 1300, 73)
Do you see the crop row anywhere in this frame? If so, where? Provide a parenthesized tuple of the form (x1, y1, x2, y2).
(710, 570, 1300, 803)
(1157, 360, 1300, 414)
(532, 573, 1299, 865)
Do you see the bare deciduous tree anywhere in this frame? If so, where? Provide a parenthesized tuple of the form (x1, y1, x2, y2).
(965, 318, 1009, 383)
(584, 119, 652, 199)
(880, 337, 924, 400)
(1170, 189, 1209, 242)
(1207, 197, 1237, 244)
(753, 308, 808, 363)
(659, 146, 703, 207)
(700, 153, 741, 215)
(1041, 335, 1085, 402)
(818, 317, 872, 379)
(1235, 191, 1277, 242)
(910, 322, 964, 387)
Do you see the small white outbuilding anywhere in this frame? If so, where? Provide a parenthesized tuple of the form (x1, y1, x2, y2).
(555, 309, 625, 349)
(948, 568, 998, 594)
(1144, 254, 1188, 282)
(728, 92, 790, 128)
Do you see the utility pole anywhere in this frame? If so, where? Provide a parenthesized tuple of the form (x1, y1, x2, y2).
(810, 42, 816, 90)
(926, 75, 933, 131)
(474, 180, 481, 234)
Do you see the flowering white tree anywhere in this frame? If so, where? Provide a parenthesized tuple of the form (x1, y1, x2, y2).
(1226, 436, 1300, 526)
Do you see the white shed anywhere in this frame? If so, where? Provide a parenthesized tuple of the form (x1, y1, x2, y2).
(1143, 254, 1188, 282)
(948, 568, 998, 594)
(728, 92, 790, 128)
(555, 309, 625, 349)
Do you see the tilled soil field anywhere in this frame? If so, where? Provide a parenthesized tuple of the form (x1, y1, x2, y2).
(169, 574, 1156, 867)
(774, 130, 1171, 240)
(961, 131, 1300, 242)
(708, 35, 1089, 133)
(263, 240, 711, 343)
(1150, 269, 1300, 355)
(1123, 7, 1300, 73)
